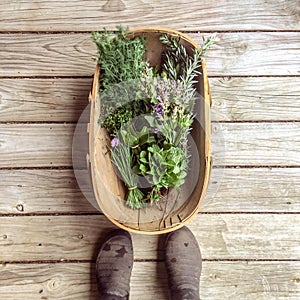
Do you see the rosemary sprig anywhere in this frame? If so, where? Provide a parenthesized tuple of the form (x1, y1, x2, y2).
(160, 33, 217, 99)
(199, 33, 218, 55)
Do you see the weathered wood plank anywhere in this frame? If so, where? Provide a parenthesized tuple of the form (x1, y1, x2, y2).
(0, 34, 95, 77)
(0, 0, 299, 31)
(0, 261, 299, 299)
(1, 168, 299, 214)
(210, 77, 300, 121)
(0, 263, 99, 300)
(1, 123, 299, 167)
(199, 32, 300, 76)
(133, 261, 300, 300)
(212, 122, 300, 166)
(0, 214, 299, 261)
(1, 77, 300, 122)
(204, 167, 300, 212)
(0, 78, 91, 122)
(0, 169, 98, 214)
(0, 33, 299, 77)
(0, 124, 75, 167)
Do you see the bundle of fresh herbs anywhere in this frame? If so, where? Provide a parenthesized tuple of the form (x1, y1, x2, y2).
(92, 27, 216, 209)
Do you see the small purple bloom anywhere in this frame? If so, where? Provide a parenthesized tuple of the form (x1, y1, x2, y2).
(152, 104, 164, 117)
(110, 137, 119, 148)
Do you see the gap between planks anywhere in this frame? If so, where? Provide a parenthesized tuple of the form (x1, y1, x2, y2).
(1, 75, 300, 79)
(0, 30, 300, 34)
(1, 121, 300, 124)
(1, 258, 300, 265)
(0, 212, 300, 218)
(0, 166, 299, 170)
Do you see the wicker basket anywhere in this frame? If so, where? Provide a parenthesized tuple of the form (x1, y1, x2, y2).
(88, 28, 212, 234)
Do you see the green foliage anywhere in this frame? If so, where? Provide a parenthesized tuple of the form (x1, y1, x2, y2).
(92, 26, 148, 91)
(136, 140, 187, 189)
(97, 79, 151, 136)
(92, 27, 217, 209)
(112, 123, 188, 206)
(92, 26, 150, 135)
(160, 34, 201, 98)
(160, 33, 217, 99)
(141, 76, 195, 115)
(110, 130, 145, 209)
(199, 33, 218, 54)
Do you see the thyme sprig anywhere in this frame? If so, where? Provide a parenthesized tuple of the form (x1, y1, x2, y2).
(92, 26, 148, 91)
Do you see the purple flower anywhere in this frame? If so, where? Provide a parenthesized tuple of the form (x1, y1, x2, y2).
(152, 104, 164, 117)
(110, 137, 119, 148)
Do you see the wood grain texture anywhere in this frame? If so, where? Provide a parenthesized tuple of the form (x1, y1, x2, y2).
(0, 261, 299, 300)
(0, 124, 75, 167)
(0, 34, 95, 77)
(134, 261, 300, 300)
(1, 214, 299, 261)
(0, 169, 97, 214)
(0, 33, 299, 77)
(199, 32, 300, 76)
(0, 0, 299, 31)
(212, 122, 300, 166)
(204, 167, 300, 212)
(0, 263, 99, 300)
(1, 168, 299, 214)
(1, 77, 300, 122)
(210, 77, 300, 121)
(1, 123, 299, 167)
(0, 78, 91, 122)
(0, 1, 299, 298)
(199, 261, 300, 300)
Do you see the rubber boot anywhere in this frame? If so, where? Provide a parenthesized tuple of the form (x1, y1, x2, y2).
(96, 230, 133, 300)
(165, 226, 202, 300)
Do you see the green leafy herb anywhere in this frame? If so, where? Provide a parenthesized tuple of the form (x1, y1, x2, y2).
(92, 26, 148, 90)
(92, 27, 217, 209)
(99, 80, 151, 135)
(110, 132, 145, 209)
(160, 33, 217, 99)
(92, 26, 150, 135)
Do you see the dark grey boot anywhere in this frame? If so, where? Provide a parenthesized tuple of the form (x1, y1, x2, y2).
(165, 226, 202, 300)
(96, 230, 133, 300)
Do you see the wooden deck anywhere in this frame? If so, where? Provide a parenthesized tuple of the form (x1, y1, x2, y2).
(0, 0, 299, 299)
